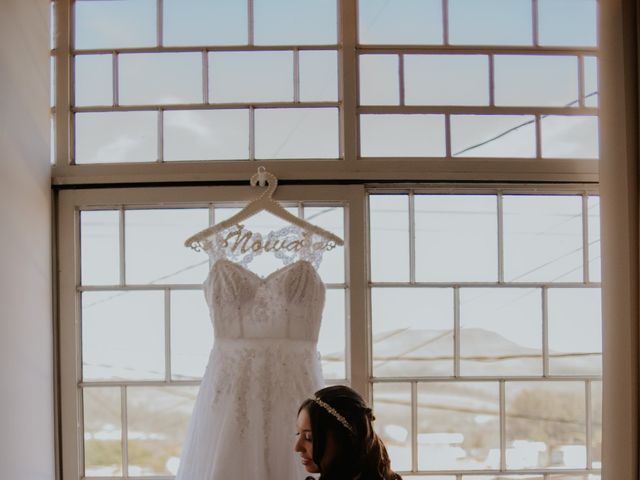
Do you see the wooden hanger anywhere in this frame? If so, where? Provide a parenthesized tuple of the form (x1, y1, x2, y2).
(184, 167, 344, 250)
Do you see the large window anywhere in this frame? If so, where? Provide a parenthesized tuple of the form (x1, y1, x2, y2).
(54, 1, 601, 479)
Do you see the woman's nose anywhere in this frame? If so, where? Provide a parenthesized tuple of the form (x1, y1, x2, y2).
(294, 435, 303, 452)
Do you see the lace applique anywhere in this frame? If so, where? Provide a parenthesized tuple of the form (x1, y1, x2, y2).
(208, 341, 321, 439)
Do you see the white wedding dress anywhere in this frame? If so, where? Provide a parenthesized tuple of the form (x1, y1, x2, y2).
(175, 254, 326, 479)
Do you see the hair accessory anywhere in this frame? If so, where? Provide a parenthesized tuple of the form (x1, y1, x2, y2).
(312, 397, 355, 434)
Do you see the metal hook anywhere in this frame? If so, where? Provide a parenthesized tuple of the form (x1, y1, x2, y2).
(256, 166, 267, 187)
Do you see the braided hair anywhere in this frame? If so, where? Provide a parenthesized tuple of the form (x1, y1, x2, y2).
(298, 385, 402, 480)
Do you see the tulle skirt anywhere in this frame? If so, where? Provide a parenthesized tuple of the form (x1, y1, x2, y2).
(176, 338, 324, 480)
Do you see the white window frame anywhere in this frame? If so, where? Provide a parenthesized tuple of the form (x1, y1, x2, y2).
(367, 184, 601, 477)
(52, 0, 599, 185)
(57, 184, 367, 479)
(50, 0, 616, 478)
(57, 182, 602, 479)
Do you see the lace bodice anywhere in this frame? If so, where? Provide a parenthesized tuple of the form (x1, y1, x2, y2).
(203, 258, 325, 341)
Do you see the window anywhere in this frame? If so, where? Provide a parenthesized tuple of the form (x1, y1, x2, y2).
(68, 0, 340, 164)
(369, 192, 601, 474)
(62, 196, 348, 476)
(54, 1, 601, 479)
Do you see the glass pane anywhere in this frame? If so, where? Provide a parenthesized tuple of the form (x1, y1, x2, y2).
(451, 115, 536, 158)
(82, 291, 164, 380)
(163, 0, 247, 46)
(360, 114, 446, 157)
(369, 195, 410, 282)
(318, 289, 346, 379)
(50, 2, 56, 50)
(418, 382, 499, 470)
(164, 109, 249, 161)
(50, 116, 56, 165)
(405, 55, 489, 106)
(300, 51, 338, 102)
(538, 0, 597, 47)
(460, 288, 542, 376)
(119, 53, 202, 105)
(171, 290, 213, 380)
(503, 196, 583, 283)
(547, 288, 602, 375)
(209, 51, 293, 103)
(547, 476, 591, 480)
(75, 111, 157, 164)
(541, 116, 599, 159)
(83, 387, 122, 476)
(372, 288, 454, 377)
(81, 210, 120, 286)
(584, 57, 598, 108)
(75, 54, 112, 106)
(587, 196, 601, 282)
(359, 55, 399, 105)
(303, 206, 345, 284)
(373, 383, 412, 471)
(461, 477, 544, 480)
(505, 381, 586, 469)
(50, 55, 56, 110)
(255, 108, 339, 159)
(415, 195, 497, 282)
(473, 476, 544, 480)
(254, 0, 337, 45)
(358, 0, 443, 45)
(495, 56, 579, 107)
(403, 477, 455, 480)
(125, 209, 210, 284)
(591, 381, 602, 469)
(127, 386, 198, 476)
(449, 0, 532, 46)
(75, 0, 156, 50)
(404, 477, 455, 480)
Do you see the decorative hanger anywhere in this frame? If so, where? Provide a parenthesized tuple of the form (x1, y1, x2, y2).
(184, 167, 344, 251)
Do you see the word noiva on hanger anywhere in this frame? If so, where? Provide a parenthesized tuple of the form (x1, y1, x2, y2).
(220, 223, 337, 254)
(184, 167, 344, 252)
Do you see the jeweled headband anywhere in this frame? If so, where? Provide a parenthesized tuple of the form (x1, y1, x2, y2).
(311, 397, 355, 434)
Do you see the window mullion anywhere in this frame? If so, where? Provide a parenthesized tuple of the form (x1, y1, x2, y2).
(121, 386, 129, 476)
(55, 0, 72, 165)
(339, 0, 358, 162)
(156, 0, 163, 47)
(347, 185, 369, 398)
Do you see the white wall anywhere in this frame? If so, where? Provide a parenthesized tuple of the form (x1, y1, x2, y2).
(0, 0, 55, 478)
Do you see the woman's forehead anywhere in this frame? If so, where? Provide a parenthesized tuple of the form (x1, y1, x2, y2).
(297, 407, 312, 429)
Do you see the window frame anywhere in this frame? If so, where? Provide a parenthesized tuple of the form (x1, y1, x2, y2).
(367, 185, 602, 476)
(57, 184, 367, 478)
(58, 183, 602, 478)
(52, 0, 599, 185)
(51, 0, 609, 478)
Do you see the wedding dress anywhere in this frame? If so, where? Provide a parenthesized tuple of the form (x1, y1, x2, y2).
(175, 235, 326, 479)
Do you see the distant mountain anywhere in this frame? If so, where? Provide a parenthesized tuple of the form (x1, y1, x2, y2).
(322, 328, 601, 377)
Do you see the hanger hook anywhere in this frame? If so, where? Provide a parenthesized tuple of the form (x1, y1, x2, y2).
(250, 167, 278, 199)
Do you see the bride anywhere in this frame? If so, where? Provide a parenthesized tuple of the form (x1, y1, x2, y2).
(295, 385, 403, 480)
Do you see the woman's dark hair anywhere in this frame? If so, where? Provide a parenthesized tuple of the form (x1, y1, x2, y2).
(298, 385, 402, 480)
